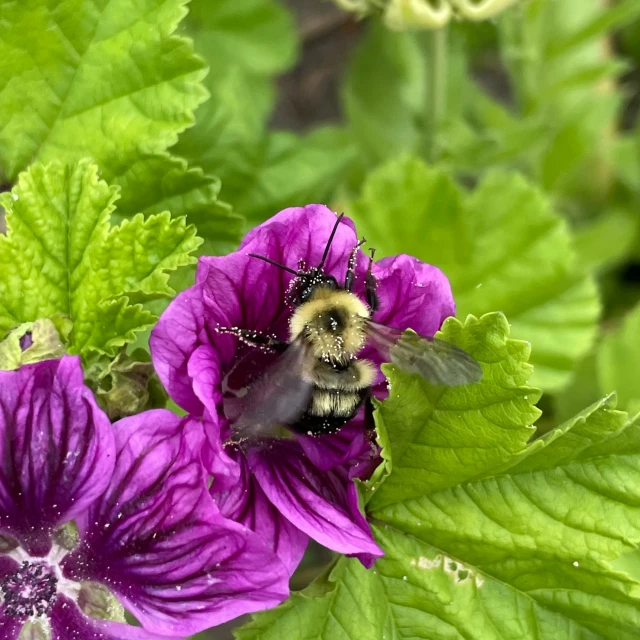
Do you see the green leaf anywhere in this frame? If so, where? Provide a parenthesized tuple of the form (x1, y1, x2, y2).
(0, 0, 206, 182)
(185, 0, 297, 75)
(546, 0, 640, 59)
(598, 303, 640, 413)
(369, 313, 540, 510)
(0, 0, 236, 250)
(235, 559, 395, 640)
(111, 152, 242, 256)
(239, 319, 640, 640)
(231, 127, 357, 226)
(342, 21, 424, 165)
(574, 209, 639, 273)
(174, 0, 298, 221)
(0, 160, 201, 355)
(348, 156, 600, 392)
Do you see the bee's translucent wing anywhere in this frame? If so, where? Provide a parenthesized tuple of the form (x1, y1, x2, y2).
(228, 337, 314, 441)
(365, 320, 483, 386)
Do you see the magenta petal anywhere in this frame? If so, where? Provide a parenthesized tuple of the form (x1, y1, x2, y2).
(238, 205, 362, 285)
(247, 441, 383, 558)
(0, 611, 21, 640)
(149, 284, 210, 415)
(0, 357, 114, 555)
(297, 418, 372, 471)
(201, 410, 238, 494)
(211, 447, 308, 575)
(187, 345, 224, 423)
(51, 596, 172, 640)
(371, 254, 455, 335)
(64, 410, 289, 636)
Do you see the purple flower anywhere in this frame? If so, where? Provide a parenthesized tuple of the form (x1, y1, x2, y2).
(0, 357, 289, 639)
(150, 205, 455, 572)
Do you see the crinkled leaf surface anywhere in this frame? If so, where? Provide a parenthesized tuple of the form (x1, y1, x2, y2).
(348, 156, 600, 391)
(0, 0, 205, 181)
(0, 0, 239, 252)
(0, 160, 201, 355)
(238, 314, 640, 640)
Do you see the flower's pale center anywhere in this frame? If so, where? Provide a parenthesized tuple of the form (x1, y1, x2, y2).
(1, 560, 57, 617)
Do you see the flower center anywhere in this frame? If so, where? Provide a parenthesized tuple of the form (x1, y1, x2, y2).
(1, 560, 58, 617)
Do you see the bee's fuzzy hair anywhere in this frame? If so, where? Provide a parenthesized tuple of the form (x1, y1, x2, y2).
(289, 289, 370, 361)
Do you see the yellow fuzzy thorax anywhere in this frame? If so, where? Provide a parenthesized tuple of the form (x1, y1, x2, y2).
(289, 288, 370, 362)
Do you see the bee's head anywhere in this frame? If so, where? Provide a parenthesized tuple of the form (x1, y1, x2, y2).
(286, 267, 338, 307)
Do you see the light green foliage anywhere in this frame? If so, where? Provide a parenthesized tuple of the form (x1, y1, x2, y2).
(0, 0, 238, 253)
(0, 160, 201, 355)
(369, 313, 540, 509)
(598, 304, 640, 414)
(0, 0, 205, 180)
(111, 152, 242, 256)
(175, 0, 350, 225)
(343, 22, 424, 166)
(348, 156, 600, 391)
(239, 314, 640, 640)
(230, 128, 357, 226)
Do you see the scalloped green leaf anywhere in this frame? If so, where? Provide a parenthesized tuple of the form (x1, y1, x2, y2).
(0, 0, 238, 250)
(0, 0, 206, 182)
(0, 159, 201, 355)
(238, 359, 640, 640)
(348, 156, 600, 392)
(369, 313, 541, 510)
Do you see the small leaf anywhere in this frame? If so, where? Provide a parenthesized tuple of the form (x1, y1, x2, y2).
(85, 348, 168, 420)
(0, 160, 201, 356)
(0, 319, 66, 371)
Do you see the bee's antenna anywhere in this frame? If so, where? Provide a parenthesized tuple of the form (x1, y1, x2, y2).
(318, 213, 344, 269)
(247, 253, 299, 275)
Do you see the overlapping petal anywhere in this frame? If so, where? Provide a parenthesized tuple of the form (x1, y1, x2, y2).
(0, 356, 114, 555)
(210, 445, 309, 575)
(247, 441, 383, 559)
(63, 410, 289, 637)
(50, 596, 171, 640)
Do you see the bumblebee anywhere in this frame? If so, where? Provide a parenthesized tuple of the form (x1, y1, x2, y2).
(219, 215, 482, 441)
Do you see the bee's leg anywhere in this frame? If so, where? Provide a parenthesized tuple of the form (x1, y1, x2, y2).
(215, 327, 288, 353)
(365, 248, 379, 311)
(344, 237, 367, 291)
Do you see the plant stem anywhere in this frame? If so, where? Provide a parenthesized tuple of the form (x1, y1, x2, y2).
(424, 25, 448, 163)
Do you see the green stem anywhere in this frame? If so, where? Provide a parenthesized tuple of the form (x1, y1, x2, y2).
(424, 26, 448, 163)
